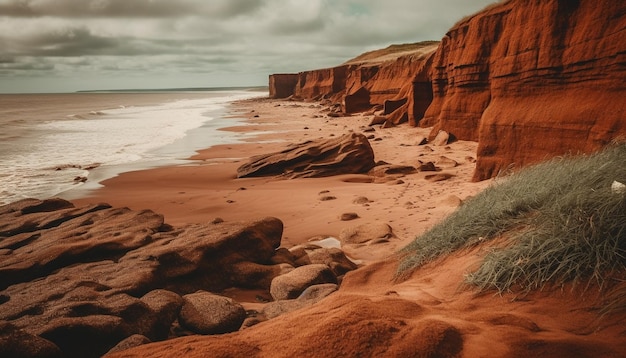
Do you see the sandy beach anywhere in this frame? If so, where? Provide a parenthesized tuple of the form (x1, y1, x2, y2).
(72, 96, 490, 264)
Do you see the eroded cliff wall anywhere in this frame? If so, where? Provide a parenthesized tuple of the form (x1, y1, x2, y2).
(428, 0, 626, 180)
(269, 0, 626, 181)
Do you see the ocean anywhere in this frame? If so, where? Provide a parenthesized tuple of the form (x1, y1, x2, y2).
(0, 88, 266, 205)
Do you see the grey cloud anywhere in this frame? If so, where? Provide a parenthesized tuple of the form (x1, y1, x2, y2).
(0, 0, 500, 92)
(0, 0, 263, 18)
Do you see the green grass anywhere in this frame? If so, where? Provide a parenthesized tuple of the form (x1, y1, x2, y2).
(397, 143, 626, 293)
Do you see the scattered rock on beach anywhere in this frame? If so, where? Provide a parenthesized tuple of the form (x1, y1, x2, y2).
(352, 196, 372, 205)
(270, 264, 337, 301)
(106, 335, 151, 356)
(179, 291, 246, 335)
(431, 130, 453, 146)
(339, 222, 395, 245)
(340, 212, 360, 221)
(436, 156, 458, 168)
(419, 161, 437, 172)
(425, 173, 455, 182)
(236, 133, 375, 179)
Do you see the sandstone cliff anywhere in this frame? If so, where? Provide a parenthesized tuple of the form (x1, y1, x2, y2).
(269, 41, 439, 124)
(428, 0, 626, 180)
(270, 0, 626, 181)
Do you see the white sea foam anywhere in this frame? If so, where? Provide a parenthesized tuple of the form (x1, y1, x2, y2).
(0, 90, 261, 205)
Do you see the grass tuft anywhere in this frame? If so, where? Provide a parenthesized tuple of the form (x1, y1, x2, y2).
(397, 143, 626, 293)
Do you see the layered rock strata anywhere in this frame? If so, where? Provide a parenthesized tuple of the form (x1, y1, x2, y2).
(270, 0, 626, 180)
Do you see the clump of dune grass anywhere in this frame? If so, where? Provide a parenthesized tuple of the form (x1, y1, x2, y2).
(397, 143, 626, 293)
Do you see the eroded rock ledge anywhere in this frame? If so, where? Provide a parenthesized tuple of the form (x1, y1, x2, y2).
(0, 199, 357, 357)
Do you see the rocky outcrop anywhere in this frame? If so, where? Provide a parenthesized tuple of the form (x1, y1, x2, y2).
(269, 74, 299, 99)
(237, 133, 376, 178)
(425, 0, 626, 180)
(273, 42, 439, 124)
(0, 198, 357, 357)
(270, 0, 626, 180)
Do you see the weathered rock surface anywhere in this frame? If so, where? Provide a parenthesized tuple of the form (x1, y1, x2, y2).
(179, 291, 246, 335)
(105, 335, 151, 356)
(237, 133, 375, 178)
(0, 198, 358, 357)
(270, 0, 626, 181)
(339, 222, 395, 245)
(0, 322, 62, 358)
(263, 283, 338, 319)
(270, 264, 338, 301)
(269, 73, 299, 99)
(425, 0, 626, 180)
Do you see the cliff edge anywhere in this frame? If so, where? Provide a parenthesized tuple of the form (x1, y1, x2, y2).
(270, 0, 626, 180)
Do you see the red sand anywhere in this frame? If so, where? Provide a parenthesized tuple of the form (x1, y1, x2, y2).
(74, 98, 626, 357)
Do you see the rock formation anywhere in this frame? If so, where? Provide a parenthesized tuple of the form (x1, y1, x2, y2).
(269, 0, 626, 181)
(427, 0, 626, 180)
(0, 199, 358, 357)
(237, 133, 376, 178)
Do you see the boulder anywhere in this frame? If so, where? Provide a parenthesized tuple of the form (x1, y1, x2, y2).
(179, 291, 246, 335)
(270, 264, 337, 301)
(305, 248, 358, 276)
(140, 290, 183, 340)
(237, 133, 375, 179)
(430, 130, 452, 146)
(263, 283, 338, 319)
(339, 222, 395, 245)
(105, 334, 151, 356)
(0, 322, 62, 358)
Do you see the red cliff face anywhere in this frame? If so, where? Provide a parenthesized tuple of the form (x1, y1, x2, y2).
(270, 42, 439, 123)
(269, 0, 626, 180)
(269, 74, 299, 99)
(426, 0, 626, 180)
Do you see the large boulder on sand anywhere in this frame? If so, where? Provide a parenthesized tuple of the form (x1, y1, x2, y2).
(237, 133, 375, 178)
(179, 291, 246, 335)
(270, 264, 338, 301)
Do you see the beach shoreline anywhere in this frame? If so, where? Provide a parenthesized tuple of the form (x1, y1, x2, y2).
(71, 96, 490, 263)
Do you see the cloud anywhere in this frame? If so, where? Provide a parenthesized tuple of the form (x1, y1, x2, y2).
(0, 0, 500, 92)
(0, 0, 264, 18)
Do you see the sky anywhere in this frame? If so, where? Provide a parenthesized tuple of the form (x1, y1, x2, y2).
(0, 0, 498, 93)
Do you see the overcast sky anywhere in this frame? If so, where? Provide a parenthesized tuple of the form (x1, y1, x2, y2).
(0, 0, 497, 93)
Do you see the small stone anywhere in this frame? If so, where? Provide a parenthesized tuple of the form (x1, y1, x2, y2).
(431, 130, 450, 146)
(352, 196, 371, 204)
(340, 212, 360, 221)
(319, 196, 337, 201)
(436, 156, 458, 168)
(425, 173, 455, 182)
(419, 162, 437, 172)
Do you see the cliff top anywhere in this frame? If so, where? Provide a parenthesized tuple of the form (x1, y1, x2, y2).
(343, 41, 439, 65)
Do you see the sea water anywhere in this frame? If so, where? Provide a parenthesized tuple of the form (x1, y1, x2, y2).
(0, 89, 265, 205)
